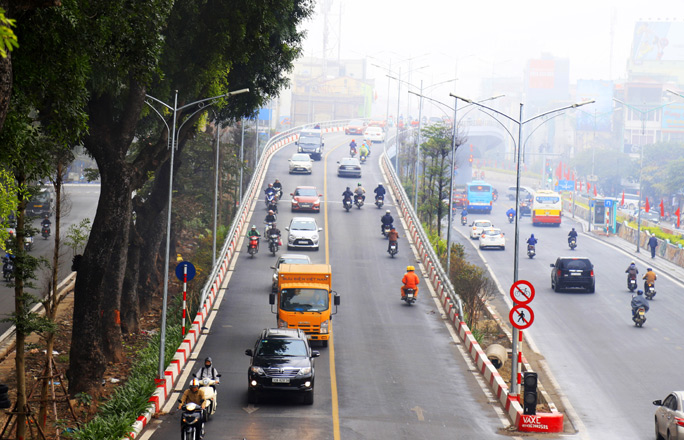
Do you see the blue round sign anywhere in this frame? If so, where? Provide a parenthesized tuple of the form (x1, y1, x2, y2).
(175, 261, 196, 282)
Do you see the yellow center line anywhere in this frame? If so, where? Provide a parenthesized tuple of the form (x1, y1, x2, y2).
(323, 139, 343, 440)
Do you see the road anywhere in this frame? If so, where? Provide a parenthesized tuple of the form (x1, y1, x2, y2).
(141, 133, 510, 439)
(451, 175, 684, 440)
(0, 184, 100, 335)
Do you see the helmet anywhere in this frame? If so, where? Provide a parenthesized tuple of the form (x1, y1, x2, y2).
(358, 183, 362, 186)
(351, 139, 355, 142)
(386, 210, 391, 214)
(636, 289, 644, 295)
(378, 183, 383, 186)
(571, 227, 575, 231)
(268, 210, 274, 214)
(631, 260, 635, 264)
(647, 267, 652, 271)
(190, 378, 200, 388)
(346, 187, 350, 191)
(204, 356, 212, 366)
(268, 183, 273, 187)
(251, 225, 256, 229)
(406, 265, 415, 271)
(274, 179, 280, 183)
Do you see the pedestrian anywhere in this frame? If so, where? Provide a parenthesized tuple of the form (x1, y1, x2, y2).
(648, 235, 658, 259)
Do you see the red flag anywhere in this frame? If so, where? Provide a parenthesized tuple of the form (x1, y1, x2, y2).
(587, 182, 591, 193)
(593, 185, 597, 197)
(676, 207, 681, 229)
(579, 180, 582, 192)
(556, 161, 563, 179)
(659, 199, 665, 218)
(621, 191, 625, 207)
(645, 197, 650, 213)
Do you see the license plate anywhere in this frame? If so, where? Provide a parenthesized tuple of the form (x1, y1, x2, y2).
(570, 272, 581, 276)
(272, 378, 290, 383)
(639, 311, 645, 316)
(407, 293, 414, 298)
(300, 204, 311, 208)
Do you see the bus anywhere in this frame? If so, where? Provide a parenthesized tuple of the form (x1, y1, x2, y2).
(466, 181, 493, 213)
(531, 190, 562, 226)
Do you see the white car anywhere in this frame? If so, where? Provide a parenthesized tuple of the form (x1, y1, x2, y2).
(288, 153, 313, 174)
(286, 217, 322, 251)
(363, 126, 385, 143)
(654, 391, 684, 440)
(469, 219, 493, 239)
(270, 254, 312, 291)
(479, 227, 505, 250)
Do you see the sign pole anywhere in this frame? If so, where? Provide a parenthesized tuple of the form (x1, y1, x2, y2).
(182, 265, 187, 336)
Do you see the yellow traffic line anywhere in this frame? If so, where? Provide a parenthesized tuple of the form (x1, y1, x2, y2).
(323, 141, 342, 440)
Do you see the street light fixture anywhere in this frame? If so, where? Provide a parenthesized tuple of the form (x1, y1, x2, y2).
(144, 87, 249, 380)
(612, 98, 672, 253)
(451, 93, 595, 399)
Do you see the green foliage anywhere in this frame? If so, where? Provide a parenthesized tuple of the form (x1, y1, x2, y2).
(64, 218, 92, 257)
(0, 168, 18, 252)
(417, 123, 454, 235)
(0, 8, 17, 58)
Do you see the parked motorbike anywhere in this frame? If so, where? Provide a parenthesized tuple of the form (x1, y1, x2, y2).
(627, 275, 637, 292)
(354, 194, 364, 209)
(633, 306, 647, 327)
(644, 281, 656, 300)
(527, 244, 536, 259)
(375, 195, 384, 208)
(268, 234, 280, 256)
(248, 236, 259, 258)
(41, 225, 50, 239)
(461, 216, 467, 226)
(343, 198, 352, 212)
(199, 377, 220, 420)
(179, 401, 203, 440)
(508, 213, 514, 224)
(569, 237, 577, 250)
(402, 288, 416, 306)
(388, 241, 398, 258)
(382, 224, 391, 238)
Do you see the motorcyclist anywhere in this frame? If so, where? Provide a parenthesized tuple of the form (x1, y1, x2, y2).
(272, 179, 283, 199)
(568, 227, 578, 245)
(342, 187, 354, 203)
(194, 356, 220, 390)
(247, 225, 261, 250)
(266, 223, 281, 244)
(642, 267, 657, 292)
(526, 234, 538, 251)
(631, 289, 650, 317)
(380, 210, 394, 233)
(625, 261, 639, 280)
(374, 183, 386, 202)
(387, 227, 399, 252)
(505, 207, 516, 220)
(41, 215, 52, 229)
(401, 265, 420, 299)
(460, 208, 468, 223)
(359, 142, 370, 159)
(264, 183, 277, 200)
(264, 210, 277, 225)
(349, 139, 357, 156)
(178, 378, 207, 436)
(354, 183, 366, 202)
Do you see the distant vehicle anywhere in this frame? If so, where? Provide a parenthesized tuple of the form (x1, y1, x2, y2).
(296, 128, 324, 160)
(479, 227, 505, 250)
(363, 126, 385, 143)
(550, 257, 595, 293)
(26, 189, 54, 217)
(368, 118, 386, 128)
(653, 391, 684, 440)
(337, 157, 361, 178)
(506, 185, 534, 202)
(466, 181, 493, 213)
(286, 217, 322, 250)
(290, 186, 322, 213)
(470, 219, 493, 239)
(288, 153, 313, 174)
(452, 185, 468, 209)
(345, 119, 366, 135)
(532, 190, 562, 226)
(270, 254, 312, 292)
(245, 328, 319, 405)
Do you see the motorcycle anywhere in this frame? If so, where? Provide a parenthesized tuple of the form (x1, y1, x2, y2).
(199, 377, 220, 420)
(402, 288, 416, 306)
(268, 234, 280, 256)
(24, 236, 33, 252)
(382, 224, 392, 238)
(41, 225, 50, 239)
(263, 221, 274, 237)
(507, 213, 514, 224)
(274, 187, 283, 200)
(247, 236, 259, 258)
(527, 244, 536, 259)
(627, 275, 637, 292)
(265, 193, 277, 208)
(2, 258, 14, 283)
(461, 216, 467, 226)
(632, 306, 647, 327)
(388, 241, 398, 258)
(569, 237, 577, 250)
(354, 194, 364, 209)
(343, 198, 352, 212)
(375, 195, 384, 208)
(360, 154, 367, 164)
(644, 281, 656, 300)
(350, 149, 357, 158)
(179, 401, 203, 440)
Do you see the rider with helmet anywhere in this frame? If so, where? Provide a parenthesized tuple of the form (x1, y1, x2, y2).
(380, 210, 394, 233)
(642, 267, 657, 292)
(374, 183, 386, 202)
(354, 183, 366, 202)
(568, 227, 578, 245)
(359, 142, 370, 159)
(401, 265, 420, 299)
(265, 183, 277, 200)
(194, 356, 221, 390)
(342, 186, 354, 203)
(247, 225, 261, 250)
(505, 206, 516, 220)
(178, 378, 207, 436)
(272, 179, 283, 199)
(631, 289, 650, 317)
(349, 139, 357, 156)
(265, 210, 277, 224)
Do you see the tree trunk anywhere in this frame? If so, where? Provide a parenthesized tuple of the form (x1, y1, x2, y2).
(13, 174, 27, 440)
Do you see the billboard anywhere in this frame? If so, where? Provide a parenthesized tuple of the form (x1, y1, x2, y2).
(662, 103, 684, 132)
(575, 80, 614, 132)
(525, 56, 570, 104)
(528, 60, 555, 89)
(631, 22, 684, 63)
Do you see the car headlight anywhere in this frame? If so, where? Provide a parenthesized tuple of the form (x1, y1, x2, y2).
(320, 320, 329, 333)
(312, 234, 319, 241)
(296, 367, 312, 376)
(250, 366, 265, 375)
(288, 236, 295, 243)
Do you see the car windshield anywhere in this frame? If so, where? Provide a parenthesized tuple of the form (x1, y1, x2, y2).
(32, 191, 50, 203)
(291, 154, 310, 161)
(469, 185, 491, 193)
(349, 119, 364, 126)
(483, 229, 501, 236)
(295, 188, 317, 197)
(560, 259, 591, 270)
(256, 339, 309, 357)
(280, 257, 310, 266)
(290, 220, 316, 231)
(280, 288, 329, 312)
(474, 221, 491, 227)
(536, 196, 560, 204)
(299, 135, 319, 144)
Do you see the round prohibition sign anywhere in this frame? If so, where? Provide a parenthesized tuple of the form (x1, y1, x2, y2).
(510, 280, 535, 305)
(509, 304, 534, 330)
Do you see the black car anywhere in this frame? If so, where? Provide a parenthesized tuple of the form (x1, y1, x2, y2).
(550, 257, 595, 293)
(245, 328, 319, 405)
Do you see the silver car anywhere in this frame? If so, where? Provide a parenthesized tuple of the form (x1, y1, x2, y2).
(654, 391, 684, 440)
(286, 217, 322, 251)
(270, 254, 311, 292)
(288, 153, 313, 174)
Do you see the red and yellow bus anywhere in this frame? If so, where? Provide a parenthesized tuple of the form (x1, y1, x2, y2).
(532, 190, 562, 226)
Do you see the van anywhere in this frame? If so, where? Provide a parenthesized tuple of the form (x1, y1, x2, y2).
(506, 186, 534, 202)
(296, 129, 324, 161)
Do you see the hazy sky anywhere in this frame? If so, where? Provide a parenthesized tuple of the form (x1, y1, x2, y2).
(299, 0, 681, 115)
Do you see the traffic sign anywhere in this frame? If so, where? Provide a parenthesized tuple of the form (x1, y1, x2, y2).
(509, 304, 534, 330)
(175, 261, 196, 282)
(510, 280, 535, 305)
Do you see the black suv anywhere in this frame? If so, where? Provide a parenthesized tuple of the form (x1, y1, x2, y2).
(245, 328, 319, 405)
(550, 257, 595, 293)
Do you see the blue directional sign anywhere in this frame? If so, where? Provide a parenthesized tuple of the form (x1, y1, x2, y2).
(605, 199, 613, 207)
(175, 261, 196, 282)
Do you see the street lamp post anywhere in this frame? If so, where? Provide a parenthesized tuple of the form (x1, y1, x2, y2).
(144, 87, 249, 380)
(451, 93, 595, 399)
